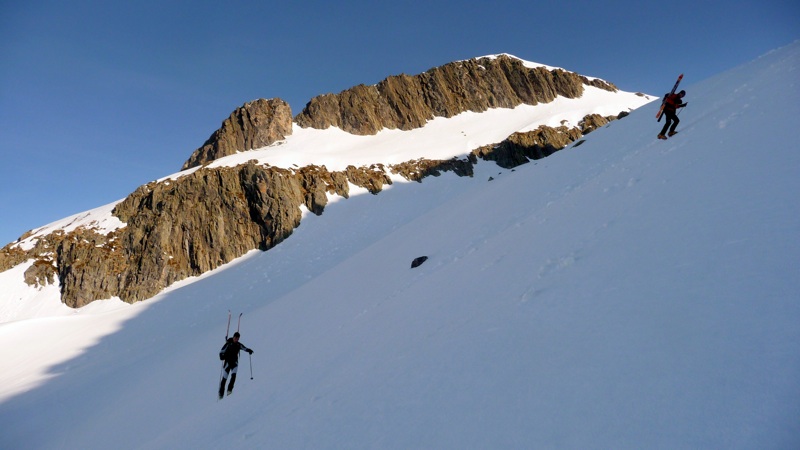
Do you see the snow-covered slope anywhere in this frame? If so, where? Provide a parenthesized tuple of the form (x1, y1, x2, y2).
(1, 44, 799, 449)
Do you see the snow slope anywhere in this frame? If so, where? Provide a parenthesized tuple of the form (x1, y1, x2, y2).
(1, 44, 799, 449)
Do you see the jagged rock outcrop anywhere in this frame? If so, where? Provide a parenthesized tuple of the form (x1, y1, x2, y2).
(0, 162, 398, 306)
(467, 113, 623, 169)
(472, 126, 584, 168)
(56, 228, 127, 306)
(579, 113, 613, 134)
(295, 54, 618, 135)
(182, 98, 293, 170)
(0, 243, 27, 273)
(182, 55, 620, 170)
(390, 157, 476, 181)
(343, 164, 392, 194)
(23, 257, 57, 288)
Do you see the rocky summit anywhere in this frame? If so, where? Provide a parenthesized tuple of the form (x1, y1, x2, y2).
(292, 54, 617, 136)
(182, 98, 293, 171)
(182, 54, 619, 169)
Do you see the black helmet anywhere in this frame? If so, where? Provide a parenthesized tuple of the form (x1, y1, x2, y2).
(678, 90, 686, 96)
(233, 332, 240, 338)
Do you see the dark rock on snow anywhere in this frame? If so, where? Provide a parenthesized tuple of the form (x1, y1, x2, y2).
(411, 256, 429, 269)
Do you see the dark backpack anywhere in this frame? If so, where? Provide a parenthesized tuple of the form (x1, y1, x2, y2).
(219, 342, 228, 360)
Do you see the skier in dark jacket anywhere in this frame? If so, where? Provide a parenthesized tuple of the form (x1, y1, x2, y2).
(218, 332, 253, 398)
(658, 90, 687, 139)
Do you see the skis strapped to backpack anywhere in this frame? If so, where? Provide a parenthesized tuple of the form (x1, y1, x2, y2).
(219, 311, 232, 360)
(656, 73, 683, 122)
(219, 312, 244, 359)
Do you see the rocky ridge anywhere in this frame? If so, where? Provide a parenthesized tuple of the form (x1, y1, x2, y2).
(293, 55, 616, 136)
(182, 54, 619, 169)
(1, 54, 638, 308)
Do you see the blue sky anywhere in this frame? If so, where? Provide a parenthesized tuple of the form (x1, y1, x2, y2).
(1, 0, 797, 245)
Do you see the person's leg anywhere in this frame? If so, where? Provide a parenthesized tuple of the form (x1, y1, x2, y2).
(227, 366, 239, 394)
(668, 112, 680, 134)
(660, 114, 672, 136)
(219, 365, 230, 397)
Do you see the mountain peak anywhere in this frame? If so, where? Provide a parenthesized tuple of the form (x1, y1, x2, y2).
(183, 54, 623, 169)
(471, 53, 559, 70)
(0, 54, 653, 310)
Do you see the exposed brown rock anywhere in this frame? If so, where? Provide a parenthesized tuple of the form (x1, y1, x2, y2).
(0, 162, 402, 306)
(344, 164, 392, 194)
(55, 228, 127, 307)
(183, 55, 620, 169)
(0, 244, 27, 273)
(182, 98, 293, 170)
(23, 258, 57, 288)
(390, 157, 475, 181)
(471, 125, 582, 169)
(578, 114, 613, 134)
(295, 55, 618, 136)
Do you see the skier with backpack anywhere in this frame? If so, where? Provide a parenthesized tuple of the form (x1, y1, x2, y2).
(218, 331, 253, 399)
(658, 89, 688, 139)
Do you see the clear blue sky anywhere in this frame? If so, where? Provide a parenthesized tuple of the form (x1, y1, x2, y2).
(1, 0, 797, 245)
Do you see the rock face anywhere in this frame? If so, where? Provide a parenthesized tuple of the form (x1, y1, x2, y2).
(0, 163, 394, 306)
(471, 114, 615, 168)
(182, 98, 293, 170)
(294, 54, 618, 135)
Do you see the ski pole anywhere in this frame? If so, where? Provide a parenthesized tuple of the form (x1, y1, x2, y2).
(249, 353, 254, 380)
